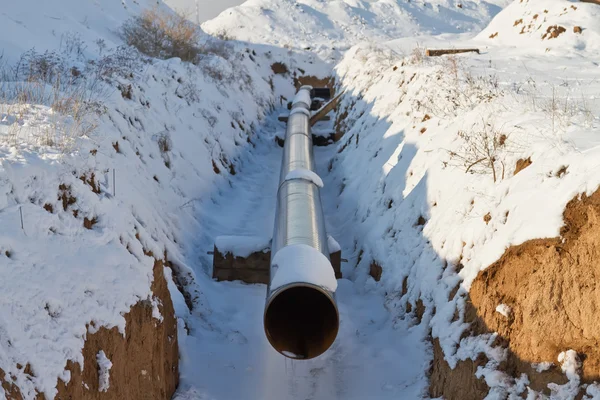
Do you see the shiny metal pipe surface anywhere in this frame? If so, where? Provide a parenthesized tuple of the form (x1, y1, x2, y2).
(264, 87, 339, 360)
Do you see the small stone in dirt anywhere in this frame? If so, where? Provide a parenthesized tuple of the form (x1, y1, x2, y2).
(271, 62, 288, 75)
(556, 165, 568, 178)
(514, 157, 532, 175)
(369, 262, 383, 282)
(84, 217, 98, 230)
(484, 213, 492, 224)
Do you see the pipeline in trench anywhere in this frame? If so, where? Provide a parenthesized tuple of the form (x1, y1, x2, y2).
(264, 86, 339, 360)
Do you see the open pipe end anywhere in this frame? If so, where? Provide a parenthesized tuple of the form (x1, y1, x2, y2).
(264, 283, 339, 360)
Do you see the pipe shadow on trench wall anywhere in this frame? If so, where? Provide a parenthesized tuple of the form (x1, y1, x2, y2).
(329, 91, 600, 398)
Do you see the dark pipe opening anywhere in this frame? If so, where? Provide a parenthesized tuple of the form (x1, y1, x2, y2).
(264, 285, 339, 360)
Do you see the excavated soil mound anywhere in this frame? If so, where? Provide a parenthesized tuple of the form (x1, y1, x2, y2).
(470, 189, 600, 383)
(429, 338, 490, 400)
(431, 188, 600, 398)
(1, 259, 178, 400)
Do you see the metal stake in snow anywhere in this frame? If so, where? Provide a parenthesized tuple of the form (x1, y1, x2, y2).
(264, 86, 339, 360)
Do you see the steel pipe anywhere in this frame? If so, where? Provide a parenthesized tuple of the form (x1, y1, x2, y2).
(264, 86, 339, 360)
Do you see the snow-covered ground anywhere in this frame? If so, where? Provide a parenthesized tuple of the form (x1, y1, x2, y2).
(0, 0, 165, 63)
(1, 0, 600, 398)
(164, 0, 247, 23)
(203, 0, 511, 61)
(0, 1, 277, 396)
(327, 0, 600, 396)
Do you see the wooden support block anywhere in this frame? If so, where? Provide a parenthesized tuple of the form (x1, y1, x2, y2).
(278, 114, 331, 123)
(312, 132, 335, 147)
(212, 235, 343, 284)
(310, 91, 344, 127)
(330, 250, 343, 280)
(212, 244, 271, 284)
(425, 48, 480, 57)
(580, 0, 600, 5)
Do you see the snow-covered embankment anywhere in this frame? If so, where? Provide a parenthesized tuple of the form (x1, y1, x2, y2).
(330, 1, 600, 396)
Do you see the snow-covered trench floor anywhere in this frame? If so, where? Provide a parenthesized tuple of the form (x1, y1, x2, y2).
(172, 111, 430, 400)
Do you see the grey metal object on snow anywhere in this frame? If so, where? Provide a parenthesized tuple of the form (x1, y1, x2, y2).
(264, 86, 339, 360)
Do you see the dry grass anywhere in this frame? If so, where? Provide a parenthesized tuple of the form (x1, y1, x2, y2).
(0, 40, 154, 150)
(120, 7, 202, 62)
(410, 44, 425, 65)
(0, 50, 105, 150)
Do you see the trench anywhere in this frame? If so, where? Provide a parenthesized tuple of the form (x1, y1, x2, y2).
(171, 106, 430, 399)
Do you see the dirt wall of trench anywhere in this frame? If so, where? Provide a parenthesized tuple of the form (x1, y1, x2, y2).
(1, 259, 179, 400)
(430, 188, 600, 398)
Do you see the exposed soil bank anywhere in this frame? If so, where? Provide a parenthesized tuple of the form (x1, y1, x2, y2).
(430, 188, 600, 398)
(429, 338, 490, 399)
(1, 260, 178, 400)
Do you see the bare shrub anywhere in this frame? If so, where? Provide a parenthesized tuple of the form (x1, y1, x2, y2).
(60, 32, 88, 59)
(202, 64, 225, 82)
(410, 44, 425, 65)
(199, 42, 253, 90)
(418, 64, 502, 119)
(157, 133, 172, 153)
(202, 39, 233, 60)
(448, 119, 510, 183)
(176, 80, 201, 104)
(213, 29, 234, 41)
(13, 49, 66, 84)
(120, 7, 202, 62)
(86, 46, 148, 82)
(444, 55, 460, 84)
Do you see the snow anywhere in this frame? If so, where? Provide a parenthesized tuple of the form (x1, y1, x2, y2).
(585, 384, 600, 400)
(477, 0, 600, 54)
(0, 0, 170, 63)
(0, 1, 277, 396)
(323, 2, 600, 396)
(203, 0, 510, 61)
(164, 0, 246, 23)
(292, 90, 312, 107)
(96, 351, 112, 393)
(284, 168, 324, 188)
(327, 235, 341, 253)
(214, 235, 271, 258)
(495, 304, 511, 318)
(559, 350, 581, 381)
(170, 113, 428, 399)
(533, 361, 553, 373)
(1, 0, 598, 398)
(547, 350, 582, 398)
(151, 297, 164, 322)
(270, 244, 337, 292)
